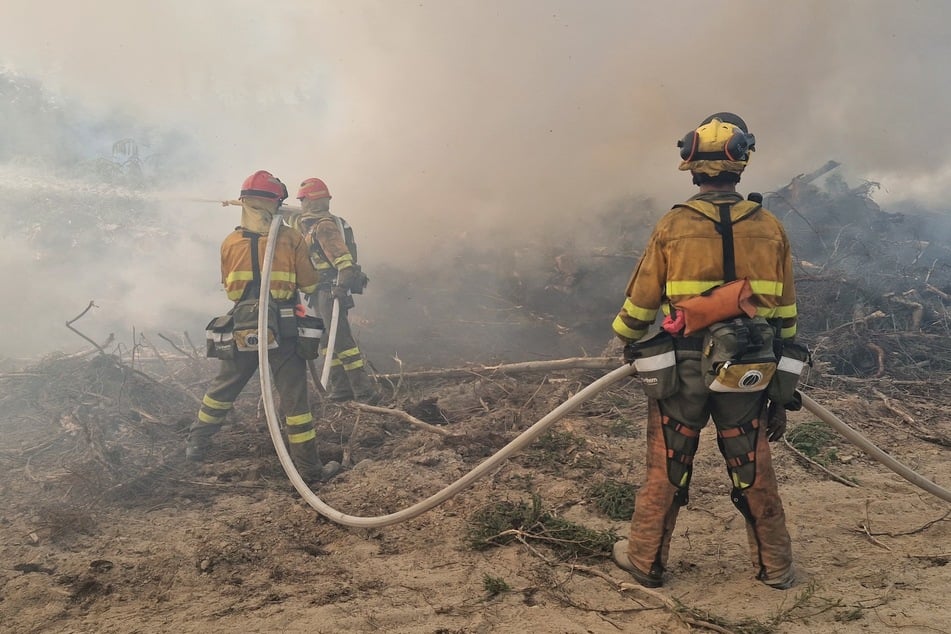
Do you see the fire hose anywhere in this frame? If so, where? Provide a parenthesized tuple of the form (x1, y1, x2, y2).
(319, 297, 340, 390)
(256, 215, 949, 530)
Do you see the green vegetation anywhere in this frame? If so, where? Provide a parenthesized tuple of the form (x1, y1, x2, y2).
(465, 494, 617, 558)
(588, 479, 636, 520)
(787, 420, 840, 465)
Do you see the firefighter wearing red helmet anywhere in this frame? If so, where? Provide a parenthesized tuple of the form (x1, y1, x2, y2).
(610, 114, 801, 590)
(186, 170, 340, 483)
(292, 177, 381, 404)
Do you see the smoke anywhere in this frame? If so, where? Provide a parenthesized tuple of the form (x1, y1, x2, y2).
(3, 1, 951, 359)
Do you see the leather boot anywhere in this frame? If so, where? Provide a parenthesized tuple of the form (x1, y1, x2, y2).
(737, 418, 795, 588)
(348, 368, 382, 405)
(288, 440, 340, 483)
(326, 365, 354, 402)
(185, 422, 221, 462)
(625, 400, 689, 585)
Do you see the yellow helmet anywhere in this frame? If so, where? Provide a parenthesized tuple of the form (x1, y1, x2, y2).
(677, 112, 755, 177)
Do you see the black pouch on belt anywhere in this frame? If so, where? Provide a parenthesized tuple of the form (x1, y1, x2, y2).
(701, 316, 777, 393)
(295, 315, 324, 360)
(625, 330, 679, 399)
(205, 314, 235, 359)
(768, 340, 811, 406)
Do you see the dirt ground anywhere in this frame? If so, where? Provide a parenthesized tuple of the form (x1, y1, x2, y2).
(0, 350, 949, 634)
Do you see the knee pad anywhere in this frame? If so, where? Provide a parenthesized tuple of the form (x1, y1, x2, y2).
(661, 415, 701, 493)
(717, 416, 761, 489)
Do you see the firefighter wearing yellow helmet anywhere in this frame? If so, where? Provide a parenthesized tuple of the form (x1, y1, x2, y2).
(610, 113, 800, 589)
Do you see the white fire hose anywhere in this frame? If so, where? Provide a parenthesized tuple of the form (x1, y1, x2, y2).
(256, 216, 948, 530)
(319, 297, 340, 390)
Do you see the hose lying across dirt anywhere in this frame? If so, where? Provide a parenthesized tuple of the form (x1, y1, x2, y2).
(257, 216, 948, 528)
(799, 393, 951, 503)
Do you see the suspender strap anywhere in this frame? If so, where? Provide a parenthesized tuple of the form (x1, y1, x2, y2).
(717, 203, 737, 283)
(240, 231, 263, 302)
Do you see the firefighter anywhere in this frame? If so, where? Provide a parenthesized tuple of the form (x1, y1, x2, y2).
(293, 177, 381, 404)
(611, 113, 798, 589)
(187, 170, 340, 483)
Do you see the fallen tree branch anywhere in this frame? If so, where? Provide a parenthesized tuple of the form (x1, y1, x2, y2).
(871, 388, 951, 447)
(781, 437, 859, 488)
(65, 301, 111, 355)
(377, 357, 619, 381)
(347, 402, 454, 437)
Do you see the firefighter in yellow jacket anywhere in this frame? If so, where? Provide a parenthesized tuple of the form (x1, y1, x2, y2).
(611, 113, 798, 589)
(186, 170, 340, 483)
(292, 177, 381, 404)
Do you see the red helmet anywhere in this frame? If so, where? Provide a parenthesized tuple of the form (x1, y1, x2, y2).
(296, 177, 332, 201)
(240, 170, 287, 202)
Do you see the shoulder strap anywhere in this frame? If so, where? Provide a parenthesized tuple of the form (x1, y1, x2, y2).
(239, 231, 262, 301)
(716, 203, 737, 282)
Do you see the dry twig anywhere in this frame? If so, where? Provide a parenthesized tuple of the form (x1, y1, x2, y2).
(348, 402, 454, 437)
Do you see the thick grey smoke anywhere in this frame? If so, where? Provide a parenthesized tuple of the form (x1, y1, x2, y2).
(2, 1, 951, 359)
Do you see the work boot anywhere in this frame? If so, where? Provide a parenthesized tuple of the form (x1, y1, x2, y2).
(760, 565, 797, 590)
(326, 365, 354, 402)
(288, 441, 340, 483)
(185, 422, 221, 462)
(349, 368, 383, 405)
(612, 540, 664, 588)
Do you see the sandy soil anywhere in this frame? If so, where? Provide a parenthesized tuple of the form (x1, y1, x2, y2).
(1, 356, 949, 634)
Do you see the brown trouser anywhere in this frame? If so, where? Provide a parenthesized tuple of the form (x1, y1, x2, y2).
(626, 349, 793, 582)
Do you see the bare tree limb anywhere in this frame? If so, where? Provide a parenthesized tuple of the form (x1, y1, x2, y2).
(347, 402, 453, 437)
(376, 357, 620, 381)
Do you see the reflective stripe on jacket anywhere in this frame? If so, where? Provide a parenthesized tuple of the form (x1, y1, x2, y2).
(221, 225, 319, 301)
(613, 192, 798, 342)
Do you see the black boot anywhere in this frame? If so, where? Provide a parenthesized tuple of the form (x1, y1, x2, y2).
(349, 368, 382, 405)
(185, 422, 222, 462)
(326, 365, 354, 402)
(288, 440, 340, 483)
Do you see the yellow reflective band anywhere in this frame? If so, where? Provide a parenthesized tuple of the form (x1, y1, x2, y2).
(622, 298, 656, 323)
(315, 262, 333, 270)
(270, 271, 294, 283)
(679, 472, 689, 487)
(343, 359, 365, 371)
(732, 472, 750, 489)
(781, 325, 797, 339)
(287, 429, 317, 444)
(226, 271, 255, 284)
(202, 395, 233, 410)
(333, 254, 354, 268)
(667, 280, 721, 296)
(775, 303, 798, 318)
(198, 410, 226, 424)
(285, 412, 314, 426)
(336, 347, 361, 360)
(612, 315, 646, 341)
(749, 279, 783, 296)
(755, 306, 777, 318)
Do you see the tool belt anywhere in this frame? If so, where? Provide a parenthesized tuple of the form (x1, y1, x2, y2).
(701, 316, 777, 393)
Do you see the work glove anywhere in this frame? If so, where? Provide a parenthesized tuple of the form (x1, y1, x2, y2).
(335, 266, 357, 296)
(766, 401, 787, 442)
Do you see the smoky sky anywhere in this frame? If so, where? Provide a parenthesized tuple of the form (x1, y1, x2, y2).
(2, 0, 951, 358)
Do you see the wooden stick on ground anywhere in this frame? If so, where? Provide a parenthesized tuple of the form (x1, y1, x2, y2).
(348, 402, 453, 437)
(376, 357, 620, 381)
